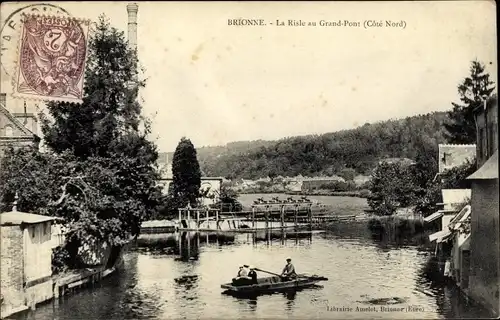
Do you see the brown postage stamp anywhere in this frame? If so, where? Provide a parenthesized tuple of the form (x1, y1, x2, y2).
(12, 14, 90, 103)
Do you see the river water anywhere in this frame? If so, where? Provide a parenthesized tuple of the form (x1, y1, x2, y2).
(11, 196, 492, 320)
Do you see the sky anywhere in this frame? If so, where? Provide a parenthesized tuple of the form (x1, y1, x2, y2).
(0, 1, 497, 152)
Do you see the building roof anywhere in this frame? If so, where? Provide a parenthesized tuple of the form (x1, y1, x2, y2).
(0, 104, 35, 136)
(467, 150, 498, 180)
(424, 210, 444, 223)
(429, 229, 452, 243)
(0, 211, 58, 226)
(449, 205, 471, 231)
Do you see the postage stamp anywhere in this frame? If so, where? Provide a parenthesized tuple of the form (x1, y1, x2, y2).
(12, 14, 90, 103)
(1, 3, 71, 80)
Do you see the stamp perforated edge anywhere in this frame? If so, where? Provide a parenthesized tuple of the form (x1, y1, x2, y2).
(10, 13, 92, 104)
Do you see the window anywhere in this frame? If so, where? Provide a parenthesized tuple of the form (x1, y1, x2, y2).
(4, 125, 13, 137)
(442, 152, 453, 166)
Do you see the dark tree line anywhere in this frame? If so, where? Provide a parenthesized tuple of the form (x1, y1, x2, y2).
(199, 112, 448, 179)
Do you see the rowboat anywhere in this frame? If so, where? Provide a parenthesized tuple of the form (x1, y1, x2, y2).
(221, 275, 328, 294)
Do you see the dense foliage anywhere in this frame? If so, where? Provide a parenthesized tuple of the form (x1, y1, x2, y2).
(170, 137, 202, 207)
(0, 15, 162, 266)
(368, 162, 421, 216)
(213, 184, 243, 212)
(196, 112, 448, 179)
(444, 60, 496, 144)
(368, 153, 477, 216)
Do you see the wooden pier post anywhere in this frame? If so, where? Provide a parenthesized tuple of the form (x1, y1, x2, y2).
(265, 205, 269, 230)
(252, 206, 255, 229)
(187, 232, 191, 258)
(178, 232, 182, 255)
(280, 205, 285, 229)
(308, 204, 312, 227)
(196, 209, 200, 230)
(294, 204, 298, 230)
(216, 209, 219, 230)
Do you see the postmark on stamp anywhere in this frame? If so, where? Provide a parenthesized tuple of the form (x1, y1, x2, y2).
(1, 4, 72, 84)
(12, 14, 90, 103)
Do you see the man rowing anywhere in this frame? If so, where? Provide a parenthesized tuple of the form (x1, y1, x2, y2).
(281, 257, 297, 281)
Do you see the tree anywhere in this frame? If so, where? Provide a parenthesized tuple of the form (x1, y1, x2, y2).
(338, 168, 356, 181)
(1, 15, 163, 266)
(41, 15, 144, 159)
(444, 60, 495, 144)
(368, 162, 419, 215)
(213, 184, 242, 212)
(171, 137, 202, 207)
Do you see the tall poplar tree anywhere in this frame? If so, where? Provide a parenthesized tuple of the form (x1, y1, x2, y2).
(171, 137, 202, 207)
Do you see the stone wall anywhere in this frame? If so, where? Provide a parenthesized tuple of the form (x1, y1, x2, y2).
(469, 179, 500, 316)
(0, 226, 26, 316)
(25, 281, 53, 308)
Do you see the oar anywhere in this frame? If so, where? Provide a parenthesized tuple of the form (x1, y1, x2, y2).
(255, 268, 310, 279)
(254, 268, 282, 278)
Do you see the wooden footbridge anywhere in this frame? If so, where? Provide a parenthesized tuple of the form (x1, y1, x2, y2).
(176, 196, 363, 232)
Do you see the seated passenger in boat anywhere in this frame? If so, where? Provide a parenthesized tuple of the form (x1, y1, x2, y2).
(232, 265, 252, 286)
(281, 258, 297, 281)
(248, 266, 258, 284)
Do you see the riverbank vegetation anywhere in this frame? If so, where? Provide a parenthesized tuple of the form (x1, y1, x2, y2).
(0, 15, 162, 269)
(367, 59, 494, 218)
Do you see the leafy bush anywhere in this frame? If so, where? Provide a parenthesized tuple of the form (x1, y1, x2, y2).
(52, 246, 71, 274)
(368, 162, 419, 215)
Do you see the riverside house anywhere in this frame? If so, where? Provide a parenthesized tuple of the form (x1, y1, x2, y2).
(425, 144, 476, 286)
(467, 94, 499, 316)
(0, 210, 59, 318)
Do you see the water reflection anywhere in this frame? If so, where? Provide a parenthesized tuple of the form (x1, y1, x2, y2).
(11, 221, 494, 320)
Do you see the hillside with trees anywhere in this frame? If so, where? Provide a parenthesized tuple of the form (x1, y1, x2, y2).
(195, 112, 449, 179)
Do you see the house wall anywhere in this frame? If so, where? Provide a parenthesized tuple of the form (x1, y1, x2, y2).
(476, 97, 498, 167)
(157, 178, 223, 205)
(441, 213, 457, 231)
(23, 222, 53, 283)
(22, 222, 54, 307)
(469, 179, 500, 315)
(0, 112, 33, 138)
(438, 144, 476, 173)
(0, 225, 25, 316)
(450, 233, 470, 285)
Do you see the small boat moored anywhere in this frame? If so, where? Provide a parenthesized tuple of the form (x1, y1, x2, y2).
(221, 275, 328, 294)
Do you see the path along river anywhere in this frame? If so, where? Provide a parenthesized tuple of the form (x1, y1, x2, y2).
(11, 196, 492, 320)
